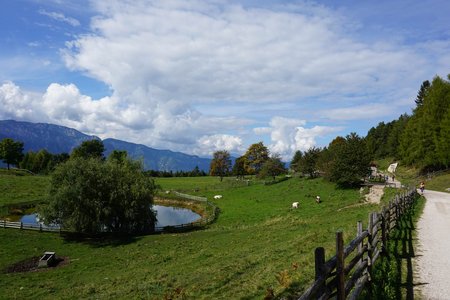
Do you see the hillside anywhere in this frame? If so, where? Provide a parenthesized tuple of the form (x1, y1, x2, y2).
(0, 120, 210, 171)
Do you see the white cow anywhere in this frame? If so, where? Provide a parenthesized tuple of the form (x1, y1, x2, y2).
(214, 195, 223, 199)
(292, 202, 299, 209)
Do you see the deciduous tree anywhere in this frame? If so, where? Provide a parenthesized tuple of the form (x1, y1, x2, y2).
(243, 142, 269, 175)
(258, 154, 286, 180)
(0, 138, 24, 170)
(232, 156, 246, 179)
(210, 150, 232, 181)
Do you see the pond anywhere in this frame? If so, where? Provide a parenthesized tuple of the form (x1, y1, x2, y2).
(153, 205, 201, 227)
(18, 205, 201, 229)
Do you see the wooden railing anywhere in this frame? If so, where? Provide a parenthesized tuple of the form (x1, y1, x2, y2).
(0, 219, 60, 233)
(299, 187, 418, 300)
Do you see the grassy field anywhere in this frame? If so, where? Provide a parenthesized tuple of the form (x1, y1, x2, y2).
(0, 170, 50, 207)
(0, 173, 394, 299)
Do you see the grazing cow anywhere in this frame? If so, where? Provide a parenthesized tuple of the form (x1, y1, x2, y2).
(292, 202, 299, 209)
(214, 195, 223, 199)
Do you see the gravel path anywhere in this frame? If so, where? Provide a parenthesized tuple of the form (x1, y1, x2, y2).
(415, 190, 450, 300)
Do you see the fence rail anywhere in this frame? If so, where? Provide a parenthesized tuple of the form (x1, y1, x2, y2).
(0, 219, 60, 233)
(172, 191, 208, 202)
(1, 193, 219, 235)
(299, 187, 418, 300)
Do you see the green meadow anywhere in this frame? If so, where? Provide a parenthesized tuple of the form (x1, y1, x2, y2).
(1, 173, 386, 299)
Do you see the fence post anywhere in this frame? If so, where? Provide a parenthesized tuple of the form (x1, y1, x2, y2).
(357, 221, 363, 265)
(336, 231, 345, 300)
(367, 212, 375, 297)
(20, 222, 23, 230)
(381, 207, 387, 255)
(40, 223, 42, 232)
(315, 247, 326, 299)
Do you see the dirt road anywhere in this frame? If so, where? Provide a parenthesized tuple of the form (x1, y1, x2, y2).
(415, 190, 450, 299)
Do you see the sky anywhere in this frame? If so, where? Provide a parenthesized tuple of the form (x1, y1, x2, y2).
(1, 0, 449, 160)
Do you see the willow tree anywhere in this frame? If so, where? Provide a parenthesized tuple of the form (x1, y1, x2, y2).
(42, 156, 156, 234)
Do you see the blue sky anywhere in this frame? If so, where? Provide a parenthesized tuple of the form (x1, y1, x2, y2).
(1, 0, 449, 159)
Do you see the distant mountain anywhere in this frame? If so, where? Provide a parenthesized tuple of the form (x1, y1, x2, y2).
(0, 120, 211, 171)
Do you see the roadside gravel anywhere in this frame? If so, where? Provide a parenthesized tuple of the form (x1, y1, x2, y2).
(415, 190, 450, 300)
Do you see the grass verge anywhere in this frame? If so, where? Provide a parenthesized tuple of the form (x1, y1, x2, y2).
(363, 193, 425, 299)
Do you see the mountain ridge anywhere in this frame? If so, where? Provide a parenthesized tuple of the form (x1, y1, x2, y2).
(0, 119, 211, 171)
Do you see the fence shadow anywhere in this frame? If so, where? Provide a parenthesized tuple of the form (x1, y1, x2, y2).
(369, 200, 426, 299)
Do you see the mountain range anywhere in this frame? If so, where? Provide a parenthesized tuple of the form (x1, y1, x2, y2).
(0, 120, 211, 172)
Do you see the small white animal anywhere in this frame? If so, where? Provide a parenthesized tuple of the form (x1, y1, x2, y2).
(214, 195, 223, 199)
(292, 202, 299, 209)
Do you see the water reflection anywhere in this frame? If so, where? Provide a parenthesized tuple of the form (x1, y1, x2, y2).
(19, 205, 201, 228)
(154, 205, 201, 227)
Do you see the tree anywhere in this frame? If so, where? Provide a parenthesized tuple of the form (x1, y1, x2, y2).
(297, 147, 321, 178)
(210, 150, 232, 181)
(71, 139, 105, 159)
(399, 75, 450, 170)
(0, 138, 24, 169)
(317, 136, 346, 180)
(108, 150, 128, 163)
(329, 133, 371, 187)
(290, 150, 303, 173)
(258, 154, 286, 180)
(20, 150, 70, 174)
(243, 142, 269, 175)
(415, 80, 430, 108)
(232, 156, 246, 179)
(42, 157, 156, 234)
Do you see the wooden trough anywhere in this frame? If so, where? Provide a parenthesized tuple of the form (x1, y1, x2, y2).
(38, 252, 56, 268)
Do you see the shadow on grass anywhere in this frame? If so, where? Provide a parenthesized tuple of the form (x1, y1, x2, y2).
(367, 197, 427, 299)
(61, 231, 143, 248)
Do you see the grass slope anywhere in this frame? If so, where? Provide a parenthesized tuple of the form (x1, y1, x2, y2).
(1, 175, 381, 299)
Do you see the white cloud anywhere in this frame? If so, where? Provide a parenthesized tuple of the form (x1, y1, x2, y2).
(258, 116, 342, 161)
(0, 81, 45, 121)
(321, 103, 394, 121)
(63, 0, 428, 105)
(196, 134, 244, 157)
(39, 9, 80, 27)
(3, 0, 450, 159)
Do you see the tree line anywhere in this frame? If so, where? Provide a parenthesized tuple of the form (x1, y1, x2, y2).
(365, 75, 450, 172)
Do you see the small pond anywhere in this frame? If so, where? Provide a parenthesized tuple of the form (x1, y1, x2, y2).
(153, 205, 201, 227)
(18, 205, 201, 228)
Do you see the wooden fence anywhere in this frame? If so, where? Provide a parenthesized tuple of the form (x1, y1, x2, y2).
(1, 194, 219, 235)
(0, 219, 61, 233)
(299, 187, 418, 300)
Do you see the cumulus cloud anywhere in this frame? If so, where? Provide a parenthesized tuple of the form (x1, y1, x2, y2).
(256, 116, 342, 160)
(0, 81, 248, 155)
(63, 0, 427, 106)
(3, 0, 449, 158)
(195, 134, 244, 157)
(0, 81, 45, 121)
